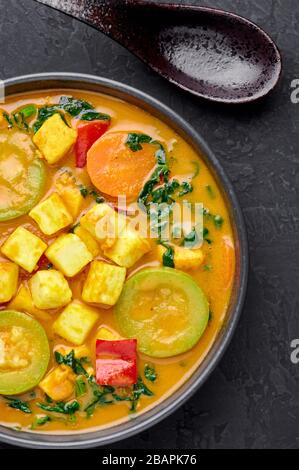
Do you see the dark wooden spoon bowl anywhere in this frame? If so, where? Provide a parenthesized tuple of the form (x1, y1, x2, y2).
(34, 0, 282, 104)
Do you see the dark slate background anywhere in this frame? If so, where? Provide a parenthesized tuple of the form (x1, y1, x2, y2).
(0, 0, 298, 449)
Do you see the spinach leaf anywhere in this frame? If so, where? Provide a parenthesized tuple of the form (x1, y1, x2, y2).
(75, 377, 87, 398)
(178, 181, 193, 197)
(38, 400, 80, 415)
(3, 112, 13, 127)
(5, 397, 32, 414)
(33, 96, 110, 133)
(181, 228, 199, 248)
(203, 227, 212, 244)
(205, 184, 215, 199)
(84, 378, 115, 417)
(31, 415, 51, 429)
(79, 185, 105, 204)
(126, 133, 153, 151)
(161, 243, 175, 268)
(203, 208, 224, 230)
(144, 364, 157, 382)
(4, 105, 37, 132)
(33, 105, 60, 133)
(59, 96, 110, 121)
(192, 161, 200, 178)
(130, 376, 154, 412)
(54, 350, 89, 377)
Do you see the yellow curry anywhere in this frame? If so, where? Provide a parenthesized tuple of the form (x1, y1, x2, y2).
(0, 90, 234, 433)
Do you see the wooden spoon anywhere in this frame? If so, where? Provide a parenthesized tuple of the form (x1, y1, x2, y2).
(34, 0, 282, 104)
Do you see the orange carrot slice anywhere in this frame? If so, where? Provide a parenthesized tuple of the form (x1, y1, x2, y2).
(87, 131, 156, 199)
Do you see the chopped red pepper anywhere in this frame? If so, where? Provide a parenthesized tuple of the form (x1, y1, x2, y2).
(96, 339, 137, 387)
(75, 120, 110, 168)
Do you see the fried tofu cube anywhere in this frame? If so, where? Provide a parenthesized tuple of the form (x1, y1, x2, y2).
(55, 171, 83, 218)
(1, 227, 47, 273)
(96, 326, 120, 341)
(46, 234, 92, 277)
(80, 203, 115, 239)
(39, 366, 76, 401)
(33, 113, 77, 165)
(82, 261, 126, 306)
(29, 270, 72, 309)
(29, 193, 73, 236)
(81, 204, 150, 268)
(53, 300, 99, 345)
(103, 227, 151, 268)
(158, 245, 204, 270)
(8, 284, 51, 322)
(73, 225, 100, 258)
(0, 262, 19, 302)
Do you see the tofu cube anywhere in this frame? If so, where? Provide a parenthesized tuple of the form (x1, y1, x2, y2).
(73, 225, 100, 258)
(96, 326, 120, 341)
(103, 227, 151, 268)
(8, 284, 51, 322)
(39, 366, 75, 401)
(1, 227, 47, 273)
(53, 300, 99, 345)
(158, 245, 204, 270)
(46, 234, 92, 277)
(80, 203, 116, 239)
(82, 260, 126, 306)
(80, 204, 151, 268)
(29, 269, 72, 309)
(29, 193, 73, 236)
(55, 171, 83, 218)
(33, 113, 77, 165)
(0, 262, 19, 302)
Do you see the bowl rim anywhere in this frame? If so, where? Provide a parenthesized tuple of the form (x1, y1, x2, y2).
(0, 73, 248, 449)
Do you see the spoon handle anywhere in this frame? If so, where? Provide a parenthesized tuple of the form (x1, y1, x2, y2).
(35, 0, 150, 39)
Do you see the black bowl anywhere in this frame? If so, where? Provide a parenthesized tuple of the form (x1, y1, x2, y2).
(0, 73, 248, 448)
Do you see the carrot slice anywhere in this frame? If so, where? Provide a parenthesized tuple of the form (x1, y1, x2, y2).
(87, 131, 156, 198)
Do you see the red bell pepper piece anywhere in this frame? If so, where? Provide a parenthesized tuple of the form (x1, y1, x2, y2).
(96, 339, 137, 387)
(75, 120, 110, 168)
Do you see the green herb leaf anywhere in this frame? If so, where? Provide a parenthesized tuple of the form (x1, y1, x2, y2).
(203, 264, 212, 272)
(181, 228, 199, 248)
(31, 415, 51, 429)
(126, 133, 153, 152)
(33, 106, 60, 133)
(130, 376, 154, 412)
(37, 400, 80, 415)
(179, 181, 193, 197)
(161, 243, 175, 268)
(79, 186, 89, 198)
(5, 397, 32, 414)
(205, 185, 215, 199)
(79, 110, 110, 121)
(203, 227, 212, 245)
(192, 161, 200, 178)
(3, 112, 13, 127)
(54, 350, 89, 377)
(203, 208, 224, 230)
(144, 364, 157, 382)
(75, 377, 87, 398)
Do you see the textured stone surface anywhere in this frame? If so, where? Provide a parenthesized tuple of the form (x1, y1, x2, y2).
(0, 0, 299, 449)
